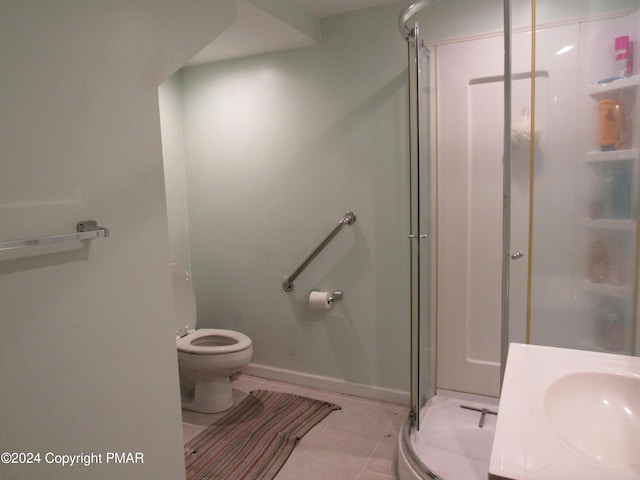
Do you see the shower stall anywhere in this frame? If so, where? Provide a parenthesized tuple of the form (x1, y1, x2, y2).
(397, 0, 640, 478)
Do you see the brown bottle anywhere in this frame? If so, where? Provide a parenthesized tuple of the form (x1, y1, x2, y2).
(588, 238, 609, 284)
(603, 311, 624, 351)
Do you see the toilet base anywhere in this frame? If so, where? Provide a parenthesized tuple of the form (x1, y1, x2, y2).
(177, 345, 253, 414)
(181, 374, 234, 413)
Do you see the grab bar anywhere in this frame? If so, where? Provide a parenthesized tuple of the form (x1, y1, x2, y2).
(282, 211, 356, 292)
(0, 220, 109, 252)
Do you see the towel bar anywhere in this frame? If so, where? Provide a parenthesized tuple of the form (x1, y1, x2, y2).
(0, 220, 109, 252)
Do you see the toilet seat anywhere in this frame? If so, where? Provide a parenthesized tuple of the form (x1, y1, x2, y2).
(177, 328, 252, 355)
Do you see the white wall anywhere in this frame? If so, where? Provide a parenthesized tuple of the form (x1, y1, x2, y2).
(160, 76, 192, 270)
(175, 3, 411, 393)
(0, 2, 234, 479)
(436, 34, 509, 397)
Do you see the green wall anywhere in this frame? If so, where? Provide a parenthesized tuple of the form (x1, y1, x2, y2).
(178, 3, 411, 392)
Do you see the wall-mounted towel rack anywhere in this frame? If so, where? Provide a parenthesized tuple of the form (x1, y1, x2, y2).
(282, 211, 356, 292)
(0, 220, 109, 252)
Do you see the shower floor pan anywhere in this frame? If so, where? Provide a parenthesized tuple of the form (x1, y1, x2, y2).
(397, 393, 499, 480)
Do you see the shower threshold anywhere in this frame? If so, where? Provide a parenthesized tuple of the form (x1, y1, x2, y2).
(397, 392, 499, 480)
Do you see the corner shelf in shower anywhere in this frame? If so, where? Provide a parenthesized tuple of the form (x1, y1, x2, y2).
(583, 218, 636, 231)
(583, 148, 638, 232)
(587, 74, 640, 97)
(581, 279, 632, 299)
(585, 148, 639, 164)
(577, 338, 632, 355)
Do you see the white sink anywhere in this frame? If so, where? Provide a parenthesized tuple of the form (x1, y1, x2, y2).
(489, 343, 640, 480)
(545, 371, 640, 473)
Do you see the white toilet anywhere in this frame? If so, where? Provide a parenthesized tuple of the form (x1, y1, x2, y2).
(172, 263, 253, 413)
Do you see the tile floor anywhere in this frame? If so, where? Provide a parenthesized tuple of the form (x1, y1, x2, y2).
(181, 373, 410, 480)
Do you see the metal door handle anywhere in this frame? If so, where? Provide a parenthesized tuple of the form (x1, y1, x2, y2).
(511, 251, 524, 260)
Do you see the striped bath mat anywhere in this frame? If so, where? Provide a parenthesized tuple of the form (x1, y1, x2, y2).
(184, 390, 340, 480)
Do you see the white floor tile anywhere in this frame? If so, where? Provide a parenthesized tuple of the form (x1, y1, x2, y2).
(305, 424, 380, 470)
(181, 373, 407, 479)
(278, 456, 362, 480)
(181, 375, 499, 480)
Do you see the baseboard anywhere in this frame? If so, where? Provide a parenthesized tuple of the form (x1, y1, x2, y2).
(243, 363, 410, 406)
(436, 389, 500, 406)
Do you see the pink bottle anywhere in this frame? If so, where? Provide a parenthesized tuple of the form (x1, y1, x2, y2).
(615, 36, 633, 77)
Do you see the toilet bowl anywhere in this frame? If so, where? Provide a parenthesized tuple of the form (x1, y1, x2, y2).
(172, 263, 253, 413)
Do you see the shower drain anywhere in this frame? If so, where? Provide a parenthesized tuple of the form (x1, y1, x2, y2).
(460, 405, 498, 428)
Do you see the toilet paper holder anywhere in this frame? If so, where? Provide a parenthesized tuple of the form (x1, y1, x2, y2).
(312, 290, 344, 303)
(328, 291, 343, 303)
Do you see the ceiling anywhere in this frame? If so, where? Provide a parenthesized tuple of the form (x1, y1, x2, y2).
(295, 0, 401, 18)
(186, 0, 402, 66)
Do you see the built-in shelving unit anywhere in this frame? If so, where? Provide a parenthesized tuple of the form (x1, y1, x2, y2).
(581, 76, 639, 355)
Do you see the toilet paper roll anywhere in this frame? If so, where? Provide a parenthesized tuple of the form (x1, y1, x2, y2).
(309, 291, 332, 310)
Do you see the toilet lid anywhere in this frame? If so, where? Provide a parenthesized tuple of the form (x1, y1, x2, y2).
(176, 328, 252, 355)
(171, 263, 196, 333)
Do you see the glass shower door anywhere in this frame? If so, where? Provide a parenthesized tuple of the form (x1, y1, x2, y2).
(408, 21, 436, 428)
(526, 1, 640, 357)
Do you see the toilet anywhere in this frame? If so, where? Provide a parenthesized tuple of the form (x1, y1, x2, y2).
(172, 263, 253, 413)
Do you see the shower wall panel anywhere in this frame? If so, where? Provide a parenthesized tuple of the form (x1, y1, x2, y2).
(437, 35, 505, 397)
(436, 31, 535, 397)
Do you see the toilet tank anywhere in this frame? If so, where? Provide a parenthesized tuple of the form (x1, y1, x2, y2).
(171, 263, 196, 333)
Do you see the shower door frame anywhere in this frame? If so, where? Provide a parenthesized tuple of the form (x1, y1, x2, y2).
(407, 20, 437, 430)
(406, 7, 513, 424)
(397, 2, 513, 479)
